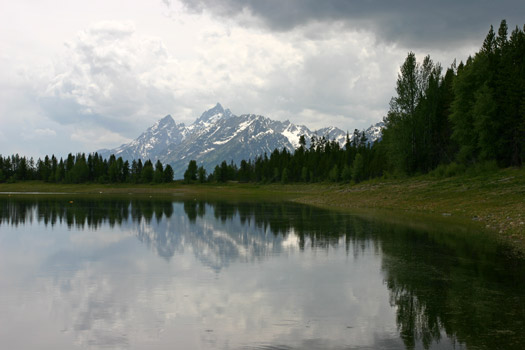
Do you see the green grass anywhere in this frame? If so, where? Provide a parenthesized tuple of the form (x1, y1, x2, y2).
(0, 180, 297, 201)
(287, 167, 525, 252)
(1, 167, 524, 251)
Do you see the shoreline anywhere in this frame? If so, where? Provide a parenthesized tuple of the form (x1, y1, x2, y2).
(1, 167, 523, 253)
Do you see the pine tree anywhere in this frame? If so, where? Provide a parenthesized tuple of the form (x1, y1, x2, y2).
(184, 160, 198, 183)
(141, 160, 154, 183)
(351, 153, 365, 183)
(164, 164, 174, 182)
(154, 160, 164, 183)
(197, 166, 206, 183)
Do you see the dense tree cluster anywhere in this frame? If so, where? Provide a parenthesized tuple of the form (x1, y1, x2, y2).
(384, 20, 524, 174)
(185, 20, 524, 183)
(183, 131, 383, 184)
(0, 153, 174, 184)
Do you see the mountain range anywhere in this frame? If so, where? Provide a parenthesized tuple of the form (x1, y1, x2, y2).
(98, 103, 384, 179)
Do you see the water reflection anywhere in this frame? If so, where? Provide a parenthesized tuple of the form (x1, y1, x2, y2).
(380, 226, 525, 350)
(0, 197, 378, 265)
(0, 196, 524, 350)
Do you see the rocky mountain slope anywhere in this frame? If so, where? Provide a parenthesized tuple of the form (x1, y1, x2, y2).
(98, 103, 383, 178)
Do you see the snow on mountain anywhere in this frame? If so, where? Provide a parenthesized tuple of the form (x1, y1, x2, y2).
(159, 113, 307, 176)
(364, 121, 385, 141)
(315, 126, 347, 146)
(98, 114, 187, 161)
(97, 103, 384, 179)
(192, 102, 234, 126)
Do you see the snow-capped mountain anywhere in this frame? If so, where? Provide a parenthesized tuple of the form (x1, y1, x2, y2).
(364, 121, 385, 142)
(98, 114, 188, 161)
(98, 103, 383, 179)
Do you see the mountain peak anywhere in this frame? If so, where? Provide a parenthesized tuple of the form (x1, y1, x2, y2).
(158, 114, 175, 125)
(195, 103, 233, 125)
(149, 114, 176, 132)
(97, 104, 384, 179)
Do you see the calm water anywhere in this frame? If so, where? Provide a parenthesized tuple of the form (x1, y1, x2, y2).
(0, 196, 524, 350)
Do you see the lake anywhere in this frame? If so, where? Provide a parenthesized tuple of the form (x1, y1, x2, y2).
(0, 196, 524, 349)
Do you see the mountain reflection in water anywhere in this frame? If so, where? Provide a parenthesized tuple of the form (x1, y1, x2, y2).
(0, 196, 524, 350)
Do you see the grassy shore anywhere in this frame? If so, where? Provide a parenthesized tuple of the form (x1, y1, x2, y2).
(288, 167, 525, 251)
(1, 167, 524, 251)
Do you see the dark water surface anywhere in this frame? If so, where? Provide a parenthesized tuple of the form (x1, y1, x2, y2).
(0, 196, 523, 349)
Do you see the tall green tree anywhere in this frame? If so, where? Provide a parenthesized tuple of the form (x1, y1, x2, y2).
(184, 160, 198, 183)
(164, 164, 174, 182)
(154, 160, 164, 183)
(383, 52, 424, 174)
(451, 20, 524, 166)
(141, 160, 154, 183)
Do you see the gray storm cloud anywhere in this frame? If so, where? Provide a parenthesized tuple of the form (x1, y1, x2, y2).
(176, 0, 524, 48)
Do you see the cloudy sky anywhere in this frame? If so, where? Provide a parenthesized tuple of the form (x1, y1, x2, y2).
(0, 0, 523, 158)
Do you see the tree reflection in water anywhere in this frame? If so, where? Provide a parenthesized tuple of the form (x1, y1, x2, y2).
(1, 196, 524, 349)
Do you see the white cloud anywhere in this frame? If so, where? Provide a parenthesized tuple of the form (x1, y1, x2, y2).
(70, 127, 132, 150)
(1, 206, 395, 349)
(0, 0, 491, 156)
(41, 21, 178, 135)
(40, 17, 401, 148)
(30, 128, 57, 137)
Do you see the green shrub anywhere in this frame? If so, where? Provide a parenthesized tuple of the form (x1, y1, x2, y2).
(444, 162, 466, 177)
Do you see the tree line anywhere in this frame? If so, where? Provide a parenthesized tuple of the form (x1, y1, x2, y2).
(383, 19, 524, 175)
(184, 20, 524, 184)
(0, 153, 174, 184)
(183, 131, 382, 183)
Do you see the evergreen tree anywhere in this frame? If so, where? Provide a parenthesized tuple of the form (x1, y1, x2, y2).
(164, 164, 174, 182)
(281, 168, 289, 184)
(351, 153, 365, 183)
(122, 160, 130, 182)
(55, 159, 65, 182)
(154, 160, 164, 183)
(328, 164, 339, 182)
(141, 160, 154, 183)
(49, 156, 58, 182)
(108, 161, 119, 183)
(70, 153, 89, 183)
(197, 166, 206, 183)
(341, 165, 352, 183)
(184, 160, 198, 183)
